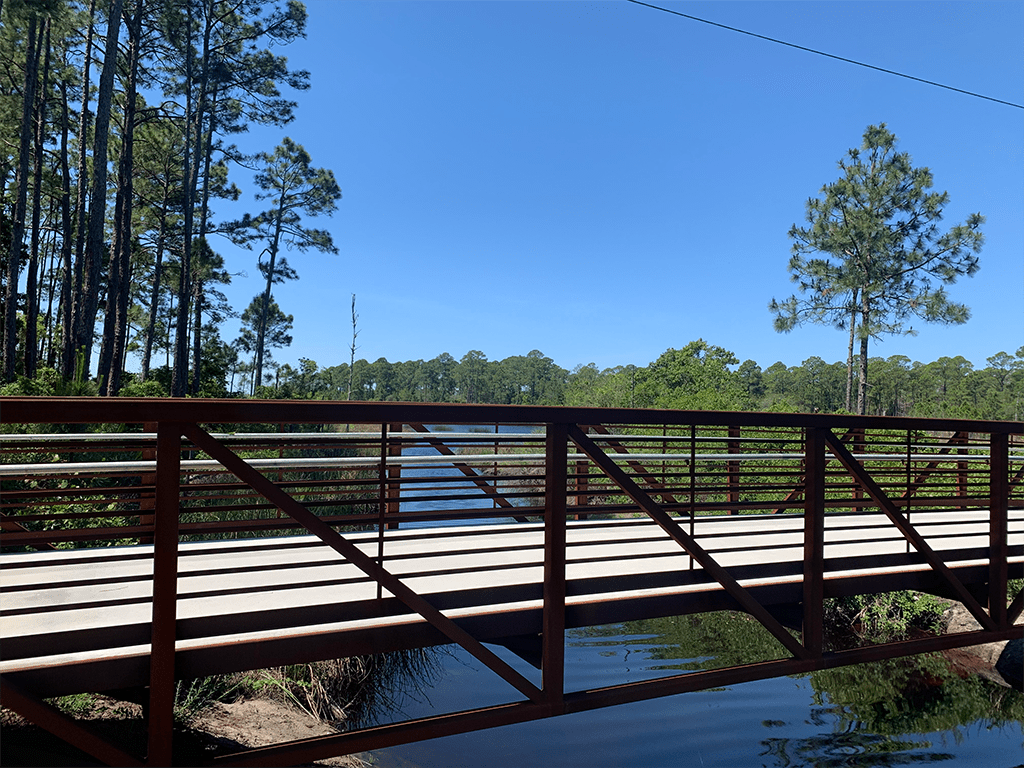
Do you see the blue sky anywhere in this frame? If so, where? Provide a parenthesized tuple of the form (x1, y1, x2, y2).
(212, 0, 1023, 375)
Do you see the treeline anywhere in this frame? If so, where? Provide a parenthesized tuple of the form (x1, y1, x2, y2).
(256, 340, 1021, 421)
(4, 334, 1021, 421)
(1, 0, 339, 397)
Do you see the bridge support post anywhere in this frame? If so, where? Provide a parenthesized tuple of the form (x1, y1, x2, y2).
(147, 422, 181, 766)
(802, 427, 825, 657)
(543, 422, 567, 713)
(989, 431, 1008, 628)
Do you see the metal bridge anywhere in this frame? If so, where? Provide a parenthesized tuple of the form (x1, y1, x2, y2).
(1, 398, 1021, 766)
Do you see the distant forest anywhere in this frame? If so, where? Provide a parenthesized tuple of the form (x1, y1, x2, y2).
(107, 339, 1017, 422)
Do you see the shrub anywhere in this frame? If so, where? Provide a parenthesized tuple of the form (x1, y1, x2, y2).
(825, 591, 946, 643)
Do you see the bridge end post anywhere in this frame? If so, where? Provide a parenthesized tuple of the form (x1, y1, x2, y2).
(542, 421, 568, 714)
(147, 422, 181, 766)
(802, 427, 826, 658)
(989, 431, 1009, 629)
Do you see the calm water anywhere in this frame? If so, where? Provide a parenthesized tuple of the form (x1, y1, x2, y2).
(368, 626, 1023, 768)
(370, 428, 1024, 768)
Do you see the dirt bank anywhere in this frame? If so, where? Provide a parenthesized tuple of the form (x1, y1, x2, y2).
(1, 697, 367, 767)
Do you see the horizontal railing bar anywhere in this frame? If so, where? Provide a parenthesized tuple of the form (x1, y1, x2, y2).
(2, 451, 1011, 478)
(5, 430, 1017, 451)
(0, 431, 549, 443)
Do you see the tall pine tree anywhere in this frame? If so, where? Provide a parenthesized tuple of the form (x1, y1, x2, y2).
(770, 124, 984, 414)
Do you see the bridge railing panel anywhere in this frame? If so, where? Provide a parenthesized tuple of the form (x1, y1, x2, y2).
(2, 399, 1022, 766)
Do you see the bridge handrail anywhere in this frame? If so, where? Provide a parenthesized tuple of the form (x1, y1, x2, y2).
(2, 396, 1022, 432)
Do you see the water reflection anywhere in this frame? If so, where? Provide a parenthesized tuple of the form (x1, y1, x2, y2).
(807, 653, 1024, 739)
(577, 611, 791, 671)
(371, 611, 1023, 767)
(604, 611, 1023, 768)
(760, 731, 953, 767)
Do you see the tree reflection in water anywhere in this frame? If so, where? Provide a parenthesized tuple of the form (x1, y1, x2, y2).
(759, 731, 952, 767)
(580, 611, 1023, 767)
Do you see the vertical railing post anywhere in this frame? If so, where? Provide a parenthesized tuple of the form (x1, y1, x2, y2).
(956, 432, 969, 511)
(147, 422, 181, 766)
(905, 430, 913, 554)
(387, 423, 402, 530)
(689, 424, 696, 570)
(574, 457, 589, 520)
(989, 431, 1008, 629)
(139, 421, 157, 545)
(802, 427, 825, 658)
(851, 427, 865, 512)
(377, 423, 388, 599)
(542, 421, 567, 714)
(727, 425, 740, 515)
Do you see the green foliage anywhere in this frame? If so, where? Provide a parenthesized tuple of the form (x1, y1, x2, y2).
(825, 591, 947, 643)
(1, 340, 1020, 419)
(225, 137, 341, 394)
(49, 692, 98, 718)
(162, 649, 443, 731)
(1008, 579, 1023, 602)
(257, 341, 1024, 419)
(118, 378, 168, 397)
(0, 366, 98, 396)
(633, 340, 745, 410)
(173, 675, 245, 726)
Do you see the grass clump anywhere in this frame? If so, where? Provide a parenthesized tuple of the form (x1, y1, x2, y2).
(165, 648, 442, 730)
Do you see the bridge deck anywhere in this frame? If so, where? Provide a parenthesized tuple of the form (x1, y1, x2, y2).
(3, 510, 1020, 697)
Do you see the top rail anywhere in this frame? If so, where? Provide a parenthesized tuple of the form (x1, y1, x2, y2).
(2, 397, 1022, 433)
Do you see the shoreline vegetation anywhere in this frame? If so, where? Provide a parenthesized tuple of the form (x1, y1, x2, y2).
(1, 650, 440, 767)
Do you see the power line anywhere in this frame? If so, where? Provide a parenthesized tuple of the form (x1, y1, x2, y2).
(625, 0, 1024, 110)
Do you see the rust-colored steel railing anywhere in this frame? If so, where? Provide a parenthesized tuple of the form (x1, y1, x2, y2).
(1, 397, 1022, 767)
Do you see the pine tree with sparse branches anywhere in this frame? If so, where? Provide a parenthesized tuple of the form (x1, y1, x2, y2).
(770, 124, 984, 414)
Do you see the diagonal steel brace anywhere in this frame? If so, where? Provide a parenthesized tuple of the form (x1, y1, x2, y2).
(567, 425, 810, 659)
(824, 430, 996, 631)
(0, 677, 143, 766)
(181, 423, 544, 704)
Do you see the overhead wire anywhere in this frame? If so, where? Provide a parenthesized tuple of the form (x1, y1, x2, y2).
(625, 0, 1024, 110)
